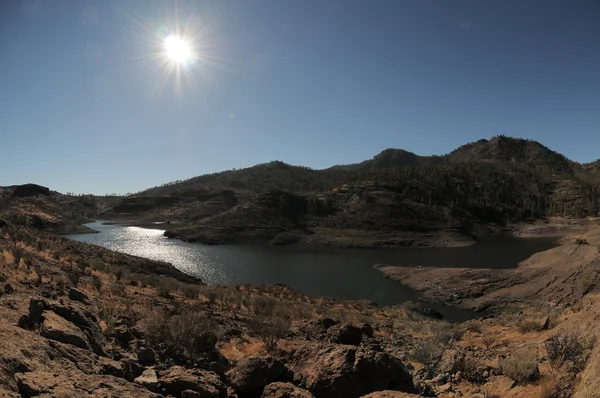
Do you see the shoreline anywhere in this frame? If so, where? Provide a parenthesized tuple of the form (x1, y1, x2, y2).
(374, 218, 598, 313)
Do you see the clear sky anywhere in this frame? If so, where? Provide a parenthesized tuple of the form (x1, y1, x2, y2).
(1, 0, 599, 194)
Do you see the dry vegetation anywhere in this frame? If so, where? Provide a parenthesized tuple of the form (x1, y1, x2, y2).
(1, 223, 600, 397)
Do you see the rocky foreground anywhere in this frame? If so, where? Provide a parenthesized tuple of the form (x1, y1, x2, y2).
(1, 221, 600, 397)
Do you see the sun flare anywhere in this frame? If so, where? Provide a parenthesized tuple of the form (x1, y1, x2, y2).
(163, 34, 193, 65)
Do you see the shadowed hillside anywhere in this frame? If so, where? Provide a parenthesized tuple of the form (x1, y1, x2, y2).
(96, 136, 600, 247)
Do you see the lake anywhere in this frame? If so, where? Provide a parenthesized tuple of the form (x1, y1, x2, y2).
(67, 221, 557, 321)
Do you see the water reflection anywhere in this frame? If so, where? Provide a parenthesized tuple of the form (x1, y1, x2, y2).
(67, 221, 556, 322)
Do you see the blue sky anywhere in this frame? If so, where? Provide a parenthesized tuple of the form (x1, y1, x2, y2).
(1, 0, 599, 194)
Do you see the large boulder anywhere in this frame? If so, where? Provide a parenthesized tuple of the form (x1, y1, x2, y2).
(15, 371, 159, 398)
(159, 366, 227, 398)
(227, 355, 285, 394)
(68, 288, 90, 304)
(47, 301, 105, 355)
(262, 382, 315, 398)
(134, 368, 159, 392)
(360, 392, 425, 398)
(40, 311, 90, 350)
(290, 343, 415, 398)
(327, 324, 365, 346)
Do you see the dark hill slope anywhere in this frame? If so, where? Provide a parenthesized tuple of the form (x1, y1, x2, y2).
(448, 135, 578, 174)
(104, 136, 600, 247)
(0, 184, 117, 233)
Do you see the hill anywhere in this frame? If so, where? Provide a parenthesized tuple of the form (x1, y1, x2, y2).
(0, 184, 118, 234)
(97, 135, 600, 247)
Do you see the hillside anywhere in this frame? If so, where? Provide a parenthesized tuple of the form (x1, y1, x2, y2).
(0, 184, 118, 234)
(98, 135, 600, 247)
(3, 215, 600, 397)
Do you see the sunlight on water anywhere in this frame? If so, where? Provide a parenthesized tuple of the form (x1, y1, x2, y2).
(66, 221, 555, 322)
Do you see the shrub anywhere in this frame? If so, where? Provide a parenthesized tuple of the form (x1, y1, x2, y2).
(109, 282, 126, 297)
(253, 296, 278, 316)
(142, 309, 219, 364)
(249, 316, 290, 352)
(410, 338, 444, 366)
(92, 275, 102, 292)
(157, 280, 173, 298)
(499, 352, 539, 384)
(99, 302, 121, 336)
(545, 332, 593, 373)
(482, 333, 497, 348)
(455, 354, 483, 383)
(11, 247, 23, 266)
(180, 284, 199, 299)
(517, 318, 545, 333)
(66, 270, 80, 287)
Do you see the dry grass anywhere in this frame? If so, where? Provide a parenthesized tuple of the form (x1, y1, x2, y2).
(500, 351, 540, 384)
(545, 332, 594, 373)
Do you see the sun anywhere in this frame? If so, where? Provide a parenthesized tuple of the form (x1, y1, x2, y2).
(163, 34, 193, 65)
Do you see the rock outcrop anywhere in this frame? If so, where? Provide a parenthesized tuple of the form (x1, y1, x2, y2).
(159, 366, 227, 398)
(227, 355, 286, 395)
(262, 382, 316, 398)
(290, 343, 415, 398)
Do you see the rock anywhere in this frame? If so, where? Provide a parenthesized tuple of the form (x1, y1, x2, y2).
(437, 383, 452, 394)
(15, 371, 159, 398)
(122, 359, 144, 382)
(261, 382, 315, 398)
(68, 287, 90, 304)
(135, 368, 159, 392)
(272, 233, 300, 245)
(290, 342, 415, 398)
(130, 324, 146, 339)
(48, 301, 105, 355)
(210, 361, 226, 380)
(361, 323, 374, 338)
(98, 357, 124, 378)
(542, 316, 551, 330)
(159, 366, 226, 398)
(290, 318, 338, 340)
(327, 324, 364, 346)
(29, 298, 47, 321)
(482, 376, 517, 395)
(0, 388, 19, 398)
(112, 324, 134, 345)
(182, 390, 203, 398)
(137, 346, 156, 365)
(418, 308, 444, 320)
(361, 392, 425, 398)
(29, 215, 46, 229)
(4, 283, 14, 294)
(227, 355, 285, 394)
(40, 310, 90, 350)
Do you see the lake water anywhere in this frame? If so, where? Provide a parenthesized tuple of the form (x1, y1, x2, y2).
(67, 221, 557, 321)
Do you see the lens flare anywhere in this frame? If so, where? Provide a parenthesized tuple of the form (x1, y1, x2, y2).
(163, 34, 193, 65)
